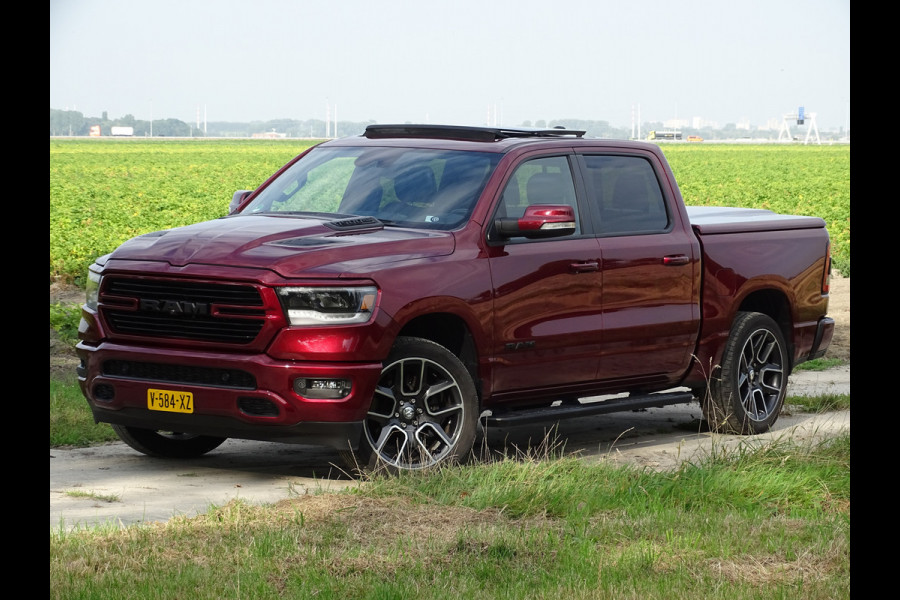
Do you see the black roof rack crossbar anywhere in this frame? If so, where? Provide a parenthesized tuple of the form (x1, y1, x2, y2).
(363, 124, 586, 141)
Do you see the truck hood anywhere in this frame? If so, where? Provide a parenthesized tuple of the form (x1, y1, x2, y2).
(108, 214, 455, 278)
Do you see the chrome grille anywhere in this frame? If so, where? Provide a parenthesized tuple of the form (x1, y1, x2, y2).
(102, 277, 266, 344)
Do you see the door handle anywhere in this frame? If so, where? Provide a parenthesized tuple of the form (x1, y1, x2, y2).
(570, 261, 600, 273)
(663, 255, 690, 266)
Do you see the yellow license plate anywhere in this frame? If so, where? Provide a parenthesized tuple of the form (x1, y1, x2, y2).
(147, 388, 194, 413)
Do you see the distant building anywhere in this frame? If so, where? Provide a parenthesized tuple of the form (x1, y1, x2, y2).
(691, 117, 719, 129)
(252, 131, 287, 139)
(663, 118, 689, 130)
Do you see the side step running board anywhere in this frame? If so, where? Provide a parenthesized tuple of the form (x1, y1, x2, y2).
(483, 391, 696, 428)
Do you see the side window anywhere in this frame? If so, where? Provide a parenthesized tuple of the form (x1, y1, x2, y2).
(497, 155, 581, 236)
(582, 155, 669, 235)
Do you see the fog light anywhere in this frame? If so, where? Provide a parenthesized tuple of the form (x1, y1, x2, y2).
(94, 384, 115, 402)
(294, 378, 352, 399)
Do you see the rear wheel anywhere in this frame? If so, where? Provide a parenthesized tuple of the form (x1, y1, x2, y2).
(111, 424, 227, 458)
(341, 337, 478, 475)
(703, 312, 788, 434)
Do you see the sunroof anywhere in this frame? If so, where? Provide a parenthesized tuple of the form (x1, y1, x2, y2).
(363, 124, 585, 141)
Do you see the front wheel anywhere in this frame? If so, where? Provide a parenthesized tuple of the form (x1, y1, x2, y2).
(341, 337, 479, 475)
(111, 424, 227, 458)
(703, 312, 789, 434)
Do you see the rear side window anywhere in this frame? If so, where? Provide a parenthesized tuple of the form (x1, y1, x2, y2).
(582, 155, 669, 235)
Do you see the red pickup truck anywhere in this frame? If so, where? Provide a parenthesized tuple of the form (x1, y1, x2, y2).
(76, 124, 834, 473)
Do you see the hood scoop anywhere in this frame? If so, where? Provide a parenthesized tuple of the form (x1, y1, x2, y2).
(324, 216, 384, 232)
(264, 216, 385, 249)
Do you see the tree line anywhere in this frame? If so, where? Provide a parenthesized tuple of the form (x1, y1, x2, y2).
(50, 108, 846, 141)
(49, 109, 643, 139)
(49, 109, 379, 139)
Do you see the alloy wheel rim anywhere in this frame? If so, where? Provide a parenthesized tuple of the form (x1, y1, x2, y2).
(737, 327, 784, 421)
(364, 357, 465, 469)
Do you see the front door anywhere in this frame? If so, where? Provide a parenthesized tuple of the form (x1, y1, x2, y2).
(486, 155, 604, 400)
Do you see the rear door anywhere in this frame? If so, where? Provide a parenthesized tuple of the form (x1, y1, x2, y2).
(577, 151, 700, 387)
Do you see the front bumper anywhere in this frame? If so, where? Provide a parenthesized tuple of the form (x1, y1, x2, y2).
(76, 341, 382, 449)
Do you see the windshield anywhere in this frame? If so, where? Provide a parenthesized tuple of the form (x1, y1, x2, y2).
(240, 146, 501, 230)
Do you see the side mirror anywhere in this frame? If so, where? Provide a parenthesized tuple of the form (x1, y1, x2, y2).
(494, 204, 577, 239)
(229, 190, 253, 214)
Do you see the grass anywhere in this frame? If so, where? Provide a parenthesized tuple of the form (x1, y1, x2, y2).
(786, 393, 850, 413)
(793, 357, 844, 372)
(50, 377, 120, 446)
(49, 431, 851, 599)
(50, 301, 82, 344)
(64, 490, 121, 503)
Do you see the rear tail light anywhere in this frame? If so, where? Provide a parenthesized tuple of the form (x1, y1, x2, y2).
(822, 242, 831, 294)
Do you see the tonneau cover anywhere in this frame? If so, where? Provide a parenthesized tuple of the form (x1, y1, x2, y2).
(686, 206, 826, 234)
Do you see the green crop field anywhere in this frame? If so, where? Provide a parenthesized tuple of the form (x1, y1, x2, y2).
(661, 143, 850, 276)
(49, 139, 850, 286)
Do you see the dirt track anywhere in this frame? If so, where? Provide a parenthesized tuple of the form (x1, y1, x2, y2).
(823, 274, 850, 362)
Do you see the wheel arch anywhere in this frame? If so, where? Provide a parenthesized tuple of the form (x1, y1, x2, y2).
(397, 312, 483, 401)
(737, 287, 794, 371)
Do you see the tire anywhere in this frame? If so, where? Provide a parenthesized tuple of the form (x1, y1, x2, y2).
(340, 337, 479, 475)
(111, 424, 227, 458)
(703, 312, 789, 435)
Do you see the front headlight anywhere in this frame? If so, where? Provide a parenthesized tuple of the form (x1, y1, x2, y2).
(277, 286, 378, 326)
(85, 266, 103, 310)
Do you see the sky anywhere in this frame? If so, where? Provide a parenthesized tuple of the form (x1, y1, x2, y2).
(50, 0, 850, 131)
